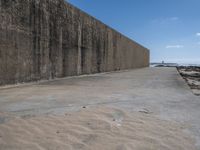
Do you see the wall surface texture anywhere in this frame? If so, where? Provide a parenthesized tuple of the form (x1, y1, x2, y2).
(0, 0, 149, 85)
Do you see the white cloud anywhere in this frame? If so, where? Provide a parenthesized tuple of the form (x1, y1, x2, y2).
(166, 45, 184, 49)
(196, 33, 200, 36)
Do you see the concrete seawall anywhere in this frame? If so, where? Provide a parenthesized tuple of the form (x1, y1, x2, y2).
(0, 0, 149, 85)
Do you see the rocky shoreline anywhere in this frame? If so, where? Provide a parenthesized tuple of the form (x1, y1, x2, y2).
(177, 66, 200, 96)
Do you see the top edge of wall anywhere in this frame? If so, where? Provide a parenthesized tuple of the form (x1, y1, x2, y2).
(64, 0, 149, 52)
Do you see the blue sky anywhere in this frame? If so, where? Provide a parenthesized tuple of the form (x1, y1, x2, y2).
(68, 0, 200, 64)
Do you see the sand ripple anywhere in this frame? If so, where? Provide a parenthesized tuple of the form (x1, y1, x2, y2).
(0, 107, 197, 150)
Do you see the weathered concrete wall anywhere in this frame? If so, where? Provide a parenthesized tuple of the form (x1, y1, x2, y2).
(0, 0, 149, 85)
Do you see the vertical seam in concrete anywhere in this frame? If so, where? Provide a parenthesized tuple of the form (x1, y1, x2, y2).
(77, 21, 82, 75)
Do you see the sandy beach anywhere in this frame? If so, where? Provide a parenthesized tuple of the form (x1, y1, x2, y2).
(0, 68, 199, 150)
(0, 107, 197, 150)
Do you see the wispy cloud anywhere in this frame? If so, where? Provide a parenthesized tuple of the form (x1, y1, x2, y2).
(196, 33, 200, 36)
(169, 17, 179, 21)
(152, 17, 179, 24)
(167, 58, 200, 64)
(166, 45, 184, 49)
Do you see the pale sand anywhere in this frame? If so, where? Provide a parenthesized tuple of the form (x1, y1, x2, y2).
(0, 107, 197, 150)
